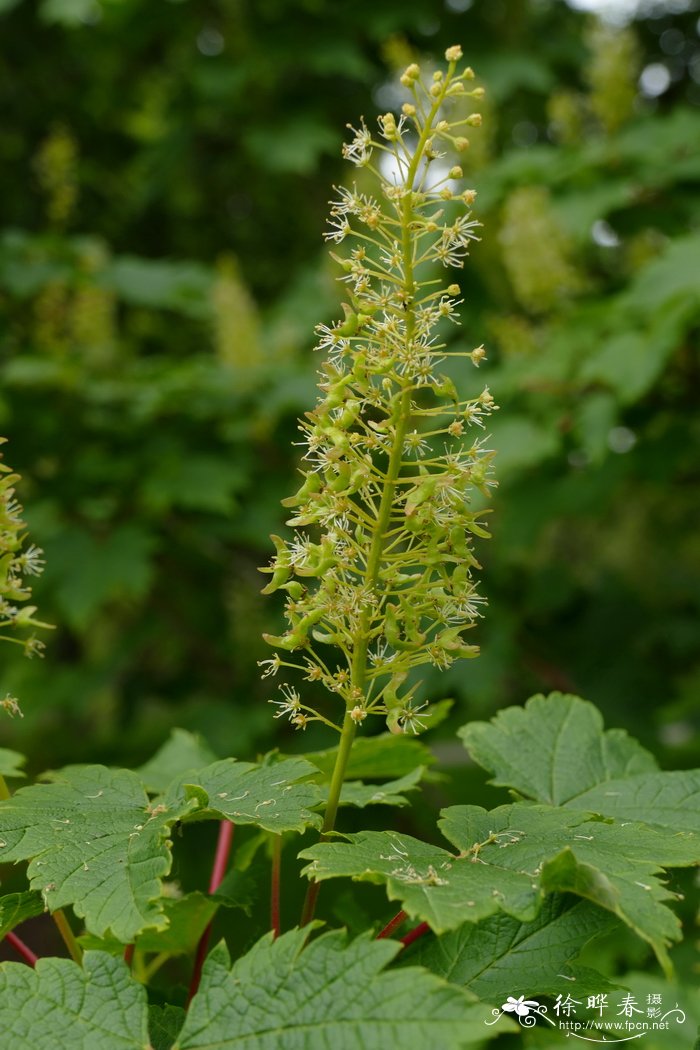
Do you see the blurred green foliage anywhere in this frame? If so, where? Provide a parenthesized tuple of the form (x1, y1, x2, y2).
(0, 0, 699, 774)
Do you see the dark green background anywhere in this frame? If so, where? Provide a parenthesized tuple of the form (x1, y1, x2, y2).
(1, 0, 699, 775)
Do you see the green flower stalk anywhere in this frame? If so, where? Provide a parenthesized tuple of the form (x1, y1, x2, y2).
(0, 439, 53, 726)
(0, 440, 51, 667)
(260, 46, 496, 840)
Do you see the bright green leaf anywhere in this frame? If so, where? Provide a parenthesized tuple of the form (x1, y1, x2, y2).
(174, 930, 502, 1049)
(133, 892, 219, 955)
(178, 756, 323, 833)
(301, 802, 699, 966)
(0, 951, 148, 1048)
(0, 765, 199, 942)
(305, 732, 433, 781)
(459, 693, 657, 805)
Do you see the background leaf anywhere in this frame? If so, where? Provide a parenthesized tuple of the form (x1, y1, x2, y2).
(305, 733, 434, 781)
(177, 756, 323, 833)
(138, 729, 218, 795)
(406, 894, 618, 1003)
(0, 890, 44, 938)
(569, 770, 700, 832)
(80, 891, 223, 956)
(149, 1005, 186, 1050)
(336, 767, 426, 809)
(0, 747, 26, 780)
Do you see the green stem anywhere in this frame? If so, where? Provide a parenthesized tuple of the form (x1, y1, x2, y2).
(300, 89, 449, 928)
(142, 951, 170, 982)
(300, 710, 356, 926)
(52, 908, 83, 965)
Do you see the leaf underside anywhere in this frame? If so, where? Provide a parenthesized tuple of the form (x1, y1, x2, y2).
(407, 893, 619, 1003)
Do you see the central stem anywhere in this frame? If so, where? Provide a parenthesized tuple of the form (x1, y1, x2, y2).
(300, 90, 445, 927)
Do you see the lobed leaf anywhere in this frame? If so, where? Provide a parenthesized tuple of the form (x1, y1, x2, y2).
(305, 733, 434, 781)
(0, 765, 199, 942)
(460, 694, 700, 833)
(459, 693, 657, 805)
(176, 756, 323, 833)
(0, 951, 148, 1049)
(174, 929, 502, 1049)
(301, 802, 699, 967)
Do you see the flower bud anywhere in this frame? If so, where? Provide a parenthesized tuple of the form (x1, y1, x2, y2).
(449, 165, 463, 179)
(380, 112, 398, 140)
(445, 45, 463, 62)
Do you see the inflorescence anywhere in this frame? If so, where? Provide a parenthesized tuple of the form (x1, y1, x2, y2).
(0, 439, 51, 672)
(260, 46, 497, 736)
